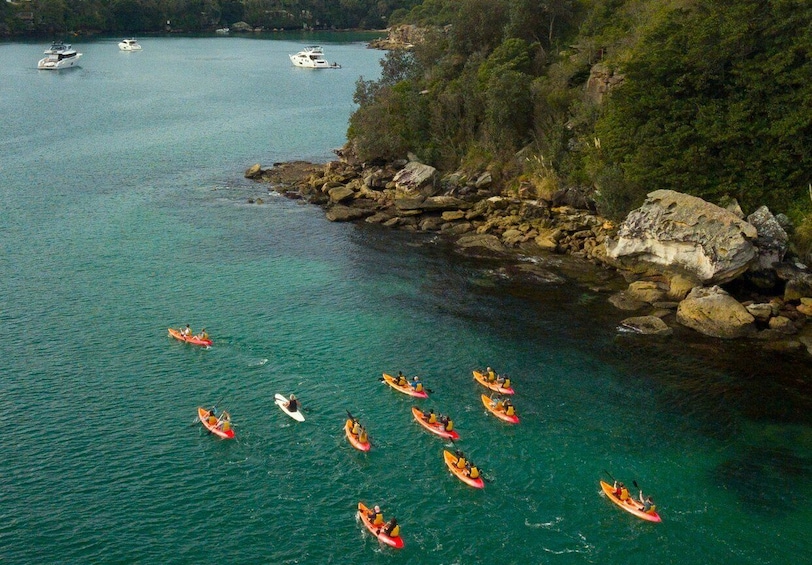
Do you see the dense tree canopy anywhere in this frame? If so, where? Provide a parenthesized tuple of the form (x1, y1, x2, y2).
(348, 0, 812, 228)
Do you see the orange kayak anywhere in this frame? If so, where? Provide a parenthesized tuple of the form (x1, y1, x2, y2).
(472, 370, 514, 394)
(411, 407, 460, 440)
(480, 394, 519, 424)
(169, 328, 212, 347)
(382, 373, 428, 398)
(357, 502, 404, 548)
(197, 407, 234, 439)
(443, 449, 484, 488)
(599, 481, 661, 522)
(345, 418, 371, 451)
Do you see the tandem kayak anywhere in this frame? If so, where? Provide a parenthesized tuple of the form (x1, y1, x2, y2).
(345, 418, 371, 451)
(357, 502, 404, 549)
(382, 373, 429, 398)
(274, 393, 305, 422)
(168, 328, 212, 347)
(197, 407, 235, 439)
(480, 394, 519, 424)
(599, 480, 661, 523)
(411, 406, 460, 440)
(443, 449, 484, 488)
(472, 370, 514, 394)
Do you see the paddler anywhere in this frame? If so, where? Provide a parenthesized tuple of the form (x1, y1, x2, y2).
(206, 408, 217, 425)
(351, 419, 362, 436)
(639, 491, 656, 514)
(497, 374, 510, 388)
(396, 371, 408, 386)
(423, 408, 437, 424)
(285, 394, 299, 412)
(442, 416, 454, 432)
(466, 463, 480, 480)
(454, 450, 467, 469)
(410, 376, 423, 392)
(368, 505, 384, 526)
(486, 366, 496, 382)
(182, 324, 192, 336)
(382, 517, 400, 537)
(358, 427, 368, 444)
(194, 328, 208, 341)
(504, 399, 515, 417)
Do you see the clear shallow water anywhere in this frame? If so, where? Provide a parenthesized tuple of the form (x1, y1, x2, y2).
(1, 36, 810, 564)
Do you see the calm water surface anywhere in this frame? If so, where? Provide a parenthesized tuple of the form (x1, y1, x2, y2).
(0, 35, 810, 564)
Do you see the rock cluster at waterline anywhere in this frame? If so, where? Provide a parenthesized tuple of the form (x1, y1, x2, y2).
(246, 157, 812, 355)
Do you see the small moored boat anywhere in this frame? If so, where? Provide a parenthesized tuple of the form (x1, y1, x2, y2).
(38, 42, 82, 70)
(288, 46, 340, 69)
(118, 39, 142, 51)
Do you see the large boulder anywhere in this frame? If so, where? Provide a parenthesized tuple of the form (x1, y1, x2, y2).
(619, 315, 673, 336)
(747, 206, 789, 271)
(606, 190, 757, 284)
(676, 286, 756, 338)
(392, 161, 439, 196)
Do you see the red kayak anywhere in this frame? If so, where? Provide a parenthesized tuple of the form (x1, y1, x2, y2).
(473, 370, 514, 395)
(382, 373, 428, 398)
(481, 394, 519, 424)
(411, 407, 460, 440)
(169, 328, 212, 347)
(357, 502, 404, 548)
(345, 418, 371, 451)
(197, 407, 234, 439)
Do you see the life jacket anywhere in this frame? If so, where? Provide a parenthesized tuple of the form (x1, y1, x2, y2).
(398, 377, 407, 386)
(352, 422, 361, 435)
(428, 413, 437, 424)
(445, 420, 453, 431)
(359, 431, 368, 443)
(505, 406, 515, 416)
(647, 504, 657, 514)
(456, 457, 466, 469)
(487, 370, 496, 382)
(503, 378, 511, 388)
(415, 383, 423, 392)
(388, 525, 400, 537)
(495, 401, 504, 410)
(372, 513, 384, 526)
(469, 467, 480, 479)
(619, 489, 630, 501)
(222, 421, 231, 432)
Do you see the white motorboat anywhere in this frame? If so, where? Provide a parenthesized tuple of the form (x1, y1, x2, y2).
(288, 46, 340, 69)
(37, 42, 82, 70)
(118, 39, 142, 51)
(215, 27, 229, 34)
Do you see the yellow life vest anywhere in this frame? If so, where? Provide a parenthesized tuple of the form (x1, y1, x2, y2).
(372, 514, 384, 526)
(389, 525, 400, 537)
(487, 370, 496, 382)
(620, 489, 630, 501)
(495, 401, 504, 410)
(222, 421, 231, 431)
(428, 413, 437, 424)
(398, 377, 407, 386)
(415, 383, 423, 392)
(445, 420, 453, 431)
(359, 431, 368, 443)
(352, 422, 361, 435)
(503, 378, 510, 388)
(456, 457, 466, 469)
(505, 406, 515, 416)
(207, 416, 217, 425)
(469, 467, 480, 479)
(647, 504, 657, 514)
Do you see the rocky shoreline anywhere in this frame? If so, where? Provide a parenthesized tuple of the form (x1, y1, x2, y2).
(244, 155, 812, 356)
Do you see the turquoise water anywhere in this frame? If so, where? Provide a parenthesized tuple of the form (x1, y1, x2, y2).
(1, 36, 810, 564)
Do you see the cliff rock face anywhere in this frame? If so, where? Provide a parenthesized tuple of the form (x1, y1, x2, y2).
(605, 190, 757, 284)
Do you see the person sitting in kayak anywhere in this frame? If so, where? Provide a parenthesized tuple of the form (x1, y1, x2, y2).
(504, 399, 515, 417)
(217, 411, 231, 431)
(396, 371, 408, 386)
(410, 376, 423, 392)
(454, 450, 467, 469)
(194, 328, 208, 341)
(368, 505, 384, 526)
(206, 408, 217, 425)
(639, 491, 656, 514)
(497, 374, 510, 388)
(490, 397, 504, 411)
(382, 517, 399, 537)
(358, 427, 368, 444)
(351, 419, 362, 436)
(182, 324, 192, 336)
(612, 481, 625, 498)
(285, 394, 299, 412)
(466, 463, 480, 480)
(443, 417, 454, 432)
(422, 408, 437, 424)
(486, 367, 496, 382)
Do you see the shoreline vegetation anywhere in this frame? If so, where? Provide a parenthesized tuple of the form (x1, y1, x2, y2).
(244, 148, 812, 357)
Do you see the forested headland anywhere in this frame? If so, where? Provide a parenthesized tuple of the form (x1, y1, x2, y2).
(348, 0, 812, 257)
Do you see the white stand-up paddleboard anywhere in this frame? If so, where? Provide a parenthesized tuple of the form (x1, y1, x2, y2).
(275, 393, 305, 422)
